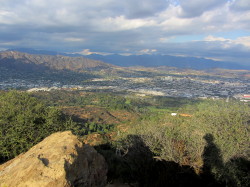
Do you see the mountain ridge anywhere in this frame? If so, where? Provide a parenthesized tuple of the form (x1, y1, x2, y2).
(0, 51, 114, 72)
(86, 54, 250, 70)
(5, 48, 249, 70)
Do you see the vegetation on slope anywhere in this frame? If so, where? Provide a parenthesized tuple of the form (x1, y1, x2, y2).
(0, 90, 144, 163)
(108, 100, 250, 186)
(0, 91, 78, 163)
(0, 90, 249, 186)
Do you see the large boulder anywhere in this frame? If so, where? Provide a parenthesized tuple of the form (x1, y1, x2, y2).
(0, 131, 107, 187)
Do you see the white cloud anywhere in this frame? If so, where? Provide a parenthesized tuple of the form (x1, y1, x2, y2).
(77, 49, 93, 55)
(63, 37, 85, 42)
(75, 49, 112, 56)
(234, 36, 250, 47)
(0, 0, 250, 65)
(161, 16, 193, 31)
(159, 36, 176, 43)
(204, 35, 250, 48)
(0, 41, 20, 46)
(100, 16, 156, 31)
(204, 35, 230, 42)
(137, 49, 157, 55)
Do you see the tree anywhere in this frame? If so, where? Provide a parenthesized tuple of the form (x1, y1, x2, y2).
(0, 91, 76, 163)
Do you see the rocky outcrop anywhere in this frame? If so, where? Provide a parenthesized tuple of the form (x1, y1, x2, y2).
(0, 131, 107, 187)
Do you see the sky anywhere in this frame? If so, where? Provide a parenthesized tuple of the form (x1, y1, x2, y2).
(0, 0, 250, 65)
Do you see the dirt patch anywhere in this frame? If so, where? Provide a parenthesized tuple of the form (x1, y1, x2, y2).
(62, 106, 140, 125)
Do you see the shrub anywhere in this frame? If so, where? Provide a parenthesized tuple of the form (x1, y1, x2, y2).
(116, 100, 250, 183)
(0, 91, 77, 163)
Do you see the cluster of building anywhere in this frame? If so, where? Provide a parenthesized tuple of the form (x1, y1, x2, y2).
(233, 94, 250, 102)
(1, 74, 249, 102)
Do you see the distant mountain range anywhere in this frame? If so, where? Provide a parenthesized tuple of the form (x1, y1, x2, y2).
(5, 48, 250, 70)
(1, 50, 249, 90)
(0, 51, 147, 85)
(0, 51, 113, 72)
(0, 51, 117, 86)
(86, 54, 250, 70)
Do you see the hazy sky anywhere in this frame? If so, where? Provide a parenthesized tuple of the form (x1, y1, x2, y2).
(0, 0, 250, 65)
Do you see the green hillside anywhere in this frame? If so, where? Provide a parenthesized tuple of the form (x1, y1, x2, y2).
(0, 90, 249, 186)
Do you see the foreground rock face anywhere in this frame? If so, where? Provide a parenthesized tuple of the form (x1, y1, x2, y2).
(0, 131, 107, 187)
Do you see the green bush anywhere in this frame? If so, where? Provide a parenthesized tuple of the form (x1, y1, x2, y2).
(85, 122, 116, 134)
(0, 91, 77, 163)
(190, 100, 249, 161)
(116, 100, 250, 184)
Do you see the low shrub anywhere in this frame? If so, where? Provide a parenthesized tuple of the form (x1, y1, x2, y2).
(115, 100, 250, 185)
